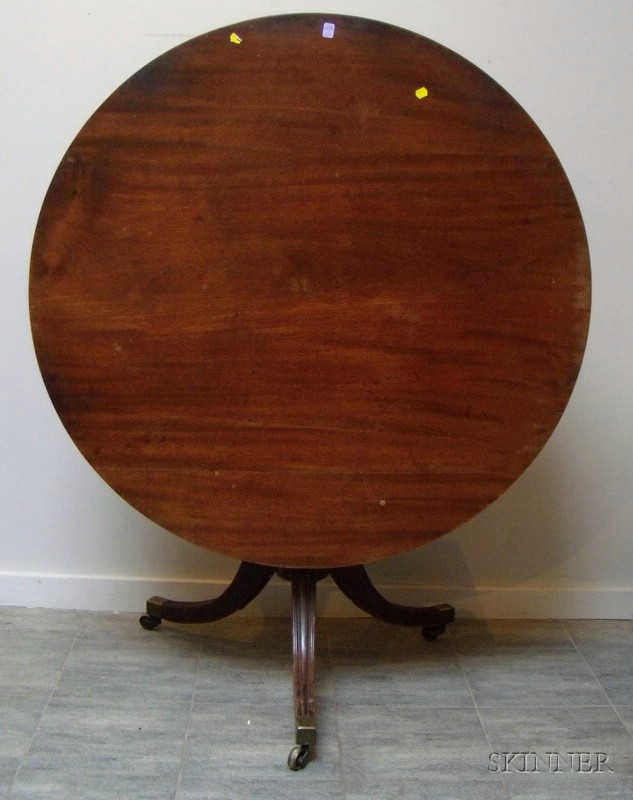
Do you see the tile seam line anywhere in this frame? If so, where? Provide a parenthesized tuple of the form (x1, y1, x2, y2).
(6, 613, 84, 799)
(561, 619, 633, 736)
(172, 632, 203, 800)
(451, 629, 515, 800)
(323, 619, 348, 792)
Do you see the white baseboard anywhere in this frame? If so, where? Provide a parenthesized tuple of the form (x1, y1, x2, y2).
(0, 572, 631, 619)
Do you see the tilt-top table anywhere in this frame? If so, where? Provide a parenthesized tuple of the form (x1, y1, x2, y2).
(30, 14, 590, 769)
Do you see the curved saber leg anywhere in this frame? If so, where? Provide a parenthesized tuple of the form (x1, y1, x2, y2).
(330, 564, 454, 639)
(139, 561, 275, 628)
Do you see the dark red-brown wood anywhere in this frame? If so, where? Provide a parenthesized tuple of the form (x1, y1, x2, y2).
(29, 14, 590, 568)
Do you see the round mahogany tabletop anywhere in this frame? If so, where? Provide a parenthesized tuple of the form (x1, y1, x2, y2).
(30, 14, 590, 568)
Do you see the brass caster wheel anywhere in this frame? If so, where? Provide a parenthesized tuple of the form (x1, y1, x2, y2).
(288, 743, 310, 771)
(422, 623, 446, 641)
(139, 614, 161, 630)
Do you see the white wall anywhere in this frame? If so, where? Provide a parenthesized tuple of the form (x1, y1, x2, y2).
(1, 1, 632, 618)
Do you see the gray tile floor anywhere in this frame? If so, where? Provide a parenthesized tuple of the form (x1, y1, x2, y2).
(1, 606, 632, 799)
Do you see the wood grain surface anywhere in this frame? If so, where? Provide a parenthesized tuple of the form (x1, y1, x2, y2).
(30, 14, 590, 567)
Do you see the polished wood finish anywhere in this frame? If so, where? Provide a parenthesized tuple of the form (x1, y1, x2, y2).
(30, 14, 590, 568)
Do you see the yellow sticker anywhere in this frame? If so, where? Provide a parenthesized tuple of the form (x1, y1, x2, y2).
(230, 32, 242, 44)
(415, 86, 429, 99)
